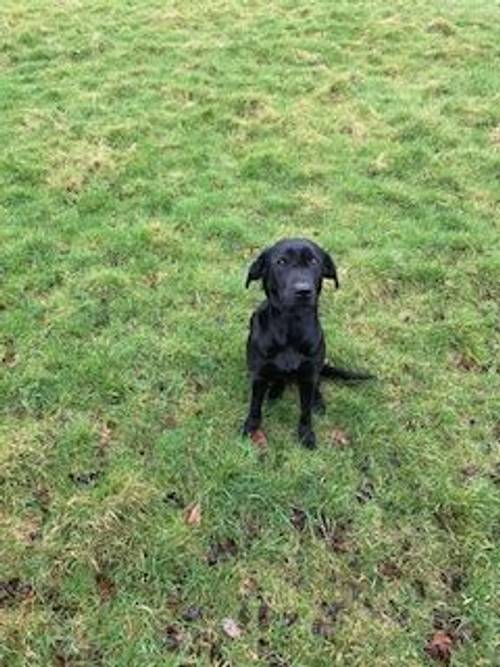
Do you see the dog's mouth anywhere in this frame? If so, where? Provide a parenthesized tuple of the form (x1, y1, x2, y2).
(280, 291, 317, 308)
(294, 293, 315, 306)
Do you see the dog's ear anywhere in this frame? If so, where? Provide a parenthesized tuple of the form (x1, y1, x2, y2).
(245, 249, 269, 288)
(322, 250, 340, 289)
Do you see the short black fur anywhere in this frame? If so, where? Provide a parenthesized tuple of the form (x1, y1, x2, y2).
(243, 238, 373, 449)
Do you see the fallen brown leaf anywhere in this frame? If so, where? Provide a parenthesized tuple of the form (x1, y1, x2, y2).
(0, 579, 34, 607)
(240, 576, 260, 597)
(440, 570, 465, 593)
(312, 619, 335, 639)
(452, 353, 479, 372)
(290, 506, 307, 532)
(460, 464, 479, 481)
(207, 537, 238, 566)
(425, 630, 453, 663)
(184, 502, 202, 526)
(314, 514, 352, 553)
(242, 514, 261, 544)
(378, 560, 402, 579)
(33, 485, 51, 512)
(145, 272, 160, 288)
(257, 638, 290, 666)
(330, 428, 351, 448)
(15, 516, 42, 544)
(163, 415, 178, 430)
(427, 17, 455, 36)
(96, 573, 116, 603)
(163, 624, 184, 651)
(222, 617, 242, 639)
(258, 599, 271, 629)
(320, 601, 344, 620)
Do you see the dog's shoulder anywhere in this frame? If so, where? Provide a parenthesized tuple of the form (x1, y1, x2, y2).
(249, 300, 271, 332)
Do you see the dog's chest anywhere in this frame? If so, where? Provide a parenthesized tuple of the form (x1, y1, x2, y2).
(266, 331, 319, 374)
(250, 307, 323, 376)
(270, 347, 308, 373)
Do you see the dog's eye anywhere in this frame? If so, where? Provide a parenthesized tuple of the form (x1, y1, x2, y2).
(277, 258, 287, 266)
(309, 257, 318, 265)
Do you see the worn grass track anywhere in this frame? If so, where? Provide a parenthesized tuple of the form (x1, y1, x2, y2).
(1, 1, 499, 665)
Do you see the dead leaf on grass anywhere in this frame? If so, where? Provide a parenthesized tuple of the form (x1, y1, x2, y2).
(460, 464, 479, 481)
(425, 630, 453, 663)
(33, 485, 51, 512)
(330, 428, 352, 448)
(15, 516, 42, 544)
(427, 18, 455, 36)
(240, 576, 260, 597)
(0, 579, 34, 607)
(320, 601, 344, 620)
(163, 415, 178, 430)
(163, 624, 184, 651)
(315, 514, 352, 553)
(290, 506, 307, 532)
(257, 638, 290, 666)
(378, 560, 402, 579)
(222, 617, 243, 639)
(440, 570, 465, 593)
(207, 537, 238, 566)
(184, 502, 202, 526)
(258, 599, 271, 629)
(312, 619, 335, 639)
(145, 272, 160, 288)
(96, 573, 116, 603)
(452, 352, 480, 372)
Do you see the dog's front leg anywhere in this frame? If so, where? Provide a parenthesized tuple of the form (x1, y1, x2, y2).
(298, 378, 317, 449)
(242, 377, 268, 435)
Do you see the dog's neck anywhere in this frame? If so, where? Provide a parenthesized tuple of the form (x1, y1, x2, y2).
(266, 300, 320, 336)
(268, 301, 318, 319)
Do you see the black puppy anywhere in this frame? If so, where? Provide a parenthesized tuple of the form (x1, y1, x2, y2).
(243, 238, 372, 449)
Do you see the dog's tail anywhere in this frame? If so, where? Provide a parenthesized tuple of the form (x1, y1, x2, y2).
(321, 363, 375, 383)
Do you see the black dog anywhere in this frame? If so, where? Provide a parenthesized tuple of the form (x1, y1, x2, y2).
(243, 238, 372, 449)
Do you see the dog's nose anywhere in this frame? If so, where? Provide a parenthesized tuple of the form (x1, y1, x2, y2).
(294, 282, 313, 299)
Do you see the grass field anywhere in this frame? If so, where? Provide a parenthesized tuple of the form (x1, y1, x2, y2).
(1, 0, 500, 665)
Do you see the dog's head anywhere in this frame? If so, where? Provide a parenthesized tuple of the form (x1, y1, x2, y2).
(246, 238, 339, 308)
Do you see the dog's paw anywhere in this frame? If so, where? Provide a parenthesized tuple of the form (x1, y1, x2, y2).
(312, 397, 326, 415)
(298, 425, 317, 449)
(242, 417, 261, 437)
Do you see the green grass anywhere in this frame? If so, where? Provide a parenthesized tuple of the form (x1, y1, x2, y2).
(1, 0, 499, 664)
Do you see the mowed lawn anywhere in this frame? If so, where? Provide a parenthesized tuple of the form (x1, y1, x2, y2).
(1, 0, 499, 665)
